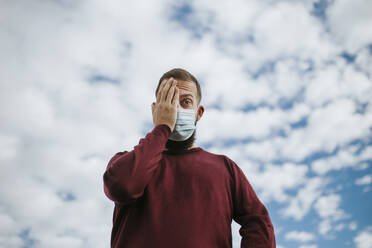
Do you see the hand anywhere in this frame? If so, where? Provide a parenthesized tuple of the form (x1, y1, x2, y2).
(152, 77, 179, 132)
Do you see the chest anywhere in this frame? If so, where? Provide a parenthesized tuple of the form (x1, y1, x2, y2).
(147, 159, 233, 205)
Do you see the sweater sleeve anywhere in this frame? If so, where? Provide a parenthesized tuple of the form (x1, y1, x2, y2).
(227, 157, 276, 248)
(103, 124, 171, 205)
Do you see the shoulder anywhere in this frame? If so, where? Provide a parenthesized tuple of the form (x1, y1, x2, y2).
(200, 148, 229, 163)
(200, 149, 241, 173)
(108, 150, 128, 164)
(213, 152, 246, 179)
(202, 149, 237, 166)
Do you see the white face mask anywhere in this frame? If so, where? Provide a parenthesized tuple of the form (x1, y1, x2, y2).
(168, 107, 197, 141)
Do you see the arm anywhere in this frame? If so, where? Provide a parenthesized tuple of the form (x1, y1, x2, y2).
(103, 77, 178, 205)
(103, 124, 171, 205)
(227, 157, 276, 248)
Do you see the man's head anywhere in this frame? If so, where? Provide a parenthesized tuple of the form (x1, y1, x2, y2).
(152, 68, 204, 152)
(155, 68, 202, 106)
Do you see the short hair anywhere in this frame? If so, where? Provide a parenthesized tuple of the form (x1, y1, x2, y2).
(155, 68, 202, 105)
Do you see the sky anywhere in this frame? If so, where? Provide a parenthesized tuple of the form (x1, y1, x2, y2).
(1, 0, 372, 247)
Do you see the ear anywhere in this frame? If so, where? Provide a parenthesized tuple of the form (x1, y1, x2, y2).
(151, 102, 155, 114)
(195, 105, 204, 122)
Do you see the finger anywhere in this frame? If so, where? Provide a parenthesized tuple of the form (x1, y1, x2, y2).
(156, 79, 167, 103)
(172, 86, 179, 106)
(161, 78, 173, 102)
(159, 78, 171, 102)
(167, 83, 176, 104)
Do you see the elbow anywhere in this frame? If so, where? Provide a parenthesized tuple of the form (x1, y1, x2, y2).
(103, 171, 141, 204)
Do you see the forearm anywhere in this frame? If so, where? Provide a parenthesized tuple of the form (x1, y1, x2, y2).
(225, 155, 276, 247)
(238, 208, 276, 247)
(103, 124, 171, 204)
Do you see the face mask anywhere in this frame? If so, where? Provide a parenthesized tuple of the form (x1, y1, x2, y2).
(168, 107, 197, 141)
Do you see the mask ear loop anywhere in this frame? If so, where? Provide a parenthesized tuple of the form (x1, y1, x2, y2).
(194, 104, 199, 123)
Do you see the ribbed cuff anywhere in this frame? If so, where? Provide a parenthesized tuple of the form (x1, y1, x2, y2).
(152, 124, 172, 138)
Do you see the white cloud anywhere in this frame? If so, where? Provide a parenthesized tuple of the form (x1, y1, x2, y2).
(354, 226, 372, 248)
(198, 106, 288, 143)
(314, 194, 349, 237)
(312, 145, 372, 175)
(335, 223, 345, 231)
(253, 2, 337, 60)
(354, 162, 370, 171)
(314, 194, 344, 220)
(0, 133, 19, 161)
(327, 0, 372, 52)
(0, 211, 23, 247)
(299, 245, 318, 248)
(355, 46, 372, 77)
(285, 230, 315, 242)
(355, 175, 372, 186)
(318, 219, 332, 237)
(250, 163, 309, 203)
(304, 61, 372, 108)
(281, 97, 372, 163)
(1, 0, 372, 247)
(349, 222, 358, 231)
(282, 177, 327, 220)
(311, 146, 355, 175)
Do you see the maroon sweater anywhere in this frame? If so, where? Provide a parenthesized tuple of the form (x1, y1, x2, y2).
(103, 124, 276, 248)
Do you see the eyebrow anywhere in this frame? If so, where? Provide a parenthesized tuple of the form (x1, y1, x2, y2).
(180, 94, 194, 99)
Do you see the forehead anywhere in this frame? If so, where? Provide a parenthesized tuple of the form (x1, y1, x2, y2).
(175, 80, 197, 98)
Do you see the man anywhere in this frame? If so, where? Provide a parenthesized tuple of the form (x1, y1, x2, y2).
(103, 68, 276, 248)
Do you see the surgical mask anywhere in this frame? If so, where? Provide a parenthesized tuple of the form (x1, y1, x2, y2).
(168, 107, 197, 141)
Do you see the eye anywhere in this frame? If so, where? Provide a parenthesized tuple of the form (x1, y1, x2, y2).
(183, 99, 192, 105)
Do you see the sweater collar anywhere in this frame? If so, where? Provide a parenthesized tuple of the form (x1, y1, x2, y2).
(162, 147, 203, 155)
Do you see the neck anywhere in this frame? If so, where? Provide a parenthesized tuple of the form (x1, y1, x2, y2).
(163, 121, 198, 152)
(164, 144, 196, 151)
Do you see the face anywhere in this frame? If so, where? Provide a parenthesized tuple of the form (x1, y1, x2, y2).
(152, 79, 204, 123)
(152, 79, 204, 151)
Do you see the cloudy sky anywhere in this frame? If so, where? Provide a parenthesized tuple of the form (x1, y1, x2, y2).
(1, 0, 372, 247)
